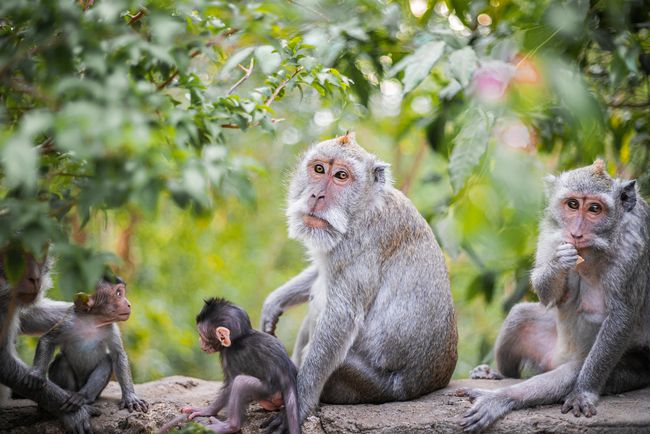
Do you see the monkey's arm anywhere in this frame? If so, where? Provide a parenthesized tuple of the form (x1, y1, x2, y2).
(531, 240, 578, 306)
(260, 265, 317, 334)
(109, 326, 149, 413)
(27, 325, 64, 388)
(562, 290, 639, 417)
(297, 286, 364, 421)
(19, 299, 72, 335)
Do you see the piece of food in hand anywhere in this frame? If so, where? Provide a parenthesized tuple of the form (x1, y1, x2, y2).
(576, 255, 585, 265)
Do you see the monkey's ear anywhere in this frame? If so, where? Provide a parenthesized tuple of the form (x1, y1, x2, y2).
(73, 292, 94, 312)
(543, 175, 556, 197)
(373, 162, 390, 185)
(621, 180, 637, 212)
(215, 326, 232, 347)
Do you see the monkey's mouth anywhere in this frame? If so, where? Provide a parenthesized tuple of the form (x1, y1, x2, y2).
(303, 214, 329, 229)
(16, 291, 38, 303)
(117, 311, 131, 320)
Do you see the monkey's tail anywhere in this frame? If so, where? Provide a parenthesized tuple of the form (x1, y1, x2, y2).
(156, 413, 189, 434)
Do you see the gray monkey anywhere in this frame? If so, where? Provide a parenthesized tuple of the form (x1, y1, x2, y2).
(260, 133, 458, 423)
(458, 160, 650, 432)
(0, 249, 96, 434)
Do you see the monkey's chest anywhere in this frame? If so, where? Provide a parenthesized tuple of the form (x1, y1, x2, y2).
(575, 277, 606, 324)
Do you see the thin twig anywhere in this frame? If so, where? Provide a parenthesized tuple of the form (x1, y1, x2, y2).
(221, 118, 285, 129)
(227, 58, 255, 95)
(399, 139, 428, 195)
(265, 67, 304, 106)
(128, 9, 146, 25)
(608, 99, 650, 108)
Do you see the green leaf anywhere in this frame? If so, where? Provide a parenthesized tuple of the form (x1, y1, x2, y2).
(255, 45, 282, 74)
(448, 46, 477, 87)
(448, 108, 494, 192)
(1, 136, 38, 191)
(390, 41, 445, 94)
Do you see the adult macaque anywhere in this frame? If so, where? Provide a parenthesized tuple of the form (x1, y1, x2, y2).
(458, 160, 650, 432)
(0, 248, 96, 434)
(26, 277, 148, 413)
(260, 134, 458, 423)
(159, 298, 299, 434)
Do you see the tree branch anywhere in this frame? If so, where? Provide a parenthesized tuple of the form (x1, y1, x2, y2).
(265, 66, 304, 106)
(227, 58, 255, 95)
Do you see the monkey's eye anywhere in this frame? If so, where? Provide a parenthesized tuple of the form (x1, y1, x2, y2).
(567, 199, 579, 210)
(116, 289, 122, 297)
(314, 164, 325, 174)
(587, 203, 602, 214)
(334, 170, 348, 180)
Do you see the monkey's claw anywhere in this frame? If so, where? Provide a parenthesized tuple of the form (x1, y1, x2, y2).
(561, 391, 598, 418)
(120, 395, 149, 413)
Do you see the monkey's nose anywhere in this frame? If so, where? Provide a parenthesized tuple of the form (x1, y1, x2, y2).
(571, 233, 583, 241)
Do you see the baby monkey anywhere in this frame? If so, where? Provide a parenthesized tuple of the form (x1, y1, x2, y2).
(23, 277, 148, 412)
(160, 298, 299, 434)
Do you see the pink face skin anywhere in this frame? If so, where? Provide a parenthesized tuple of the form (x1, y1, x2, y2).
(561, 195, 606, 249)
(303, 159, 353, 228)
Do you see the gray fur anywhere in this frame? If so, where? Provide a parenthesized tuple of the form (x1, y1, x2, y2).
(30, 301, 147, 412)
(459, 161, 650, 432)
(261, 135, 458, 421)
(0, 254, 95, 433)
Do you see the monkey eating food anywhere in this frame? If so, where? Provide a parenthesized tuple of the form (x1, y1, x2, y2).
(458, 160, 650, 432)
(158, 297, 299, 434)
(26, 277, 148, 413)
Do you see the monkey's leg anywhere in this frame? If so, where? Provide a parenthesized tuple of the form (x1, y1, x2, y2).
(320, 353, 395, 404)
(291, 315, 310, 367)
(48, 353, 78, 391)
(204, 375, 269, 434)
(77, 355, 112, 404)
(495, 302, 557, 378)
(460, 361, 579, 432)
(603, 348, 650, 395)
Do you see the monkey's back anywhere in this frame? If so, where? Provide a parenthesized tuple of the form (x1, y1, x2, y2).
(221, 330, 297, 393)
(350, 187, 458, 397)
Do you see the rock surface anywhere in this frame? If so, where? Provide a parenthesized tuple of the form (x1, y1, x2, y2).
(1, 376, 649, 433)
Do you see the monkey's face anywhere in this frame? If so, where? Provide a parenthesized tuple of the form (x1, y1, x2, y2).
(0, 252, 50, 306)
(556, 195, 610, 249)
(78, 283, 132, 324)
(197, 323, 228, 353)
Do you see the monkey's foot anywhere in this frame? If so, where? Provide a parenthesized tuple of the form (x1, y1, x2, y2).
(181, 405, 217, 420)
(469, 364, 504, 380)
(459, 391, 515, 433)
(205, 416, 237, 433)
(561, 390, 598, 418)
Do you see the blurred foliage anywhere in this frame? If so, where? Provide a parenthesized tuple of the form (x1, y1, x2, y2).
(6, 0, 650, 381)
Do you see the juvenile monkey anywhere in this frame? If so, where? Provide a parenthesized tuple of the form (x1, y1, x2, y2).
(159, 298, 299, 434)
(26, 277, 148, 413)
(0, 248, 96, 433)
(261, 133, 458, 424)
(458, 160, 650, 432)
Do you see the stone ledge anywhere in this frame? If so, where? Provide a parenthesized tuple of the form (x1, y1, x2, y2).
(1, 376, 649, 433)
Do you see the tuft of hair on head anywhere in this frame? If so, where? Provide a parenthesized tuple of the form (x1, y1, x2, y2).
(196, 297, 231, 323)
(336, 131, 356, 146)
(591, 159, 606, 177)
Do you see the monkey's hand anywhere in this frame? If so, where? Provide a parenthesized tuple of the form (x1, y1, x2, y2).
(555, 243, 580, 269)
(561, 389, 598, 418)
(61, 392, 87, 412)
(181, 405, 218, 420)
(260, 412, 287, 434)
(120, 393, 149, 413)
(260, 300, 282, 336)
(20, 368, 45, 389)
